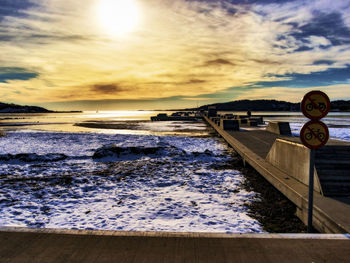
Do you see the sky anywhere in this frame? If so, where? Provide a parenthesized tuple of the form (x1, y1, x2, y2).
(0, 0, 350, 110)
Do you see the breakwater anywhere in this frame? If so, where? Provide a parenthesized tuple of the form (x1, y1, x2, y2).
(203, 114, 350, 233)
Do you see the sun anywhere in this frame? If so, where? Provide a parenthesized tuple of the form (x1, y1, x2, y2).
(97, 0, 140, 36)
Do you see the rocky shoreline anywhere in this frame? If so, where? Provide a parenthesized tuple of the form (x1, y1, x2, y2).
(238, 159, 308, 233)
(210, 131, 307, 233)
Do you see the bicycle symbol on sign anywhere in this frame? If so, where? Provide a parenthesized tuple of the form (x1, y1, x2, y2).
(305, 100, 326, 112)
(305, 128, 325, 141)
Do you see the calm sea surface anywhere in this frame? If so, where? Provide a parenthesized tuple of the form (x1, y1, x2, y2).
(1, 111, 349, 126)
(0, 110, 349, 140)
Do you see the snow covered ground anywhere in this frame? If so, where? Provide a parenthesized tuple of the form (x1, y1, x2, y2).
(137, 121, 208, 132)
(1, 111, 348, 233)
(0, 128, 262, 233)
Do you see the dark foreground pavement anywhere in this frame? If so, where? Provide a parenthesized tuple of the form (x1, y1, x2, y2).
(0, 228, 349, 263)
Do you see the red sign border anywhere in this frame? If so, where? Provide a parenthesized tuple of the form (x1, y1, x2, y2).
(301, 90, 331, 120)
(300, 120, 329, 149)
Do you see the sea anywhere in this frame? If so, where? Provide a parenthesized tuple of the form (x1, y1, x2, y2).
(0, 111, 349, 232)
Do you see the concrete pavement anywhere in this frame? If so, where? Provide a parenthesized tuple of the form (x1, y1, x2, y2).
(0, 228, 349, 263)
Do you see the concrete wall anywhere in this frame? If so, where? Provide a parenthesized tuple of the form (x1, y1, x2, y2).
(224, 114, 234, 119)
(208, 107, 217, 117)
(247, 120, 258, 126)
(238, 119, 247, 124)
(266, 122, 291, 135)
(249, 117, 264, 125)
(266, 139, 322, 194)
(204, 116, 350, 233)
(220, 119, 239, 130)
(210, 117, 220, 125)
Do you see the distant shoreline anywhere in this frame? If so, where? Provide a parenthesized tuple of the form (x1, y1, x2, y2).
(1, 98, 349, 113)
(162, 99, 350, 112)
(0, 110, 83, 114)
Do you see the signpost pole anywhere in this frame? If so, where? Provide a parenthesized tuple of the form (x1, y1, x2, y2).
(307, 149, 315, 233)
(301, 90, 330, 233)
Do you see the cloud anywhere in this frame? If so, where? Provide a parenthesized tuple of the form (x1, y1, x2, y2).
(290, 11, 350, 46)
(91, 84, 126, 94)
(0, 0, 350, 108)
(313, 60, 335, 65)
(0, 67, 38, 83)
(251, 59, 281, 65)
(232, 84, 350, 102)
(147, 78, 207, 86)
(187, 79, 206, 84)
(182, 97, 211, 101)
(253, 65, 350, 88)
(294, 46, 315, 52)
(203, 58, 235, 66)
(188, 0, 297, 5)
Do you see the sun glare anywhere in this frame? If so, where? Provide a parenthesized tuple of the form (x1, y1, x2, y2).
(97, 0, 140, 36)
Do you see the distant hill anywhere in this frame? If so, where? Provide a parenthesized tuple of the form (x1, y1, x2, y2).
(330, 100, 350, 111)
(181, 99, 350, 112)
(0, 102, 53, 113)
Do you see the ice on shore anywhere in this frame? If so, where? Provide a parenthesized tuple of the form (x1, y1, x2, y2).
(0, 130, 262, 233)
(137, 121, 208, 132)
(1, 114, 349, 233)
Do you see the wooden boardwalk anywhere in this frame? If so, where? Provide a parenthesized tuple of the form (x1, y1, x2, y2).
(0, 228, 349, 263)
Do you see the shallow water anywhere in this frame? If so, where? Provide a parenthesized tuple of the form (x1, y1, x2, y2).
(1, 111, 349, 140)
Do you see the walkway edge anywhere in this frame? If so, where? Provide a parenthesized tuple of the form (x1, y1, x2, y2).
(0, 227, 349, 239)
(204, 116, 350, 233)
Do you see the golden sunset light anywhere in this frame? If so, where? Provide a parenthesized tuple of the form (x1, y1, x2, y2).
(97, 0, 140, 36)
(0, 0, 349, 110)
(1, 1, 350, 257)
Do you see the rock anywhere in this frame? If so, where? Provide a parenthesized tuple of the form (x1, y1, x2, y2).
(0, 153, 67, 162)
(204, 149, 213, 155)
(190, 201, 198, 206)
(92, 144, 161, 159)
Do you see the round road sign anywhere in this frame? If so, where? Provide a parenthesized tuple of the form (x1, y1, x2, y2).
(300, 121, 329, 149)
(301, 90, 330, 120)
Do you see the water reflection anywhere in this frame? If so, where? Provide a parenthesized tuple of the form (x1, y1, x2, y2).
(0, 111, 349, 139)
(0, 111, 208, 137)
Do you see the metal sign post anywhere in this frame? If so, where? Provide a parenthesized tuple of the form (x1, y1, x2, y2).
(300, 90, 330, 233)
(307, 149, 315, 233)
